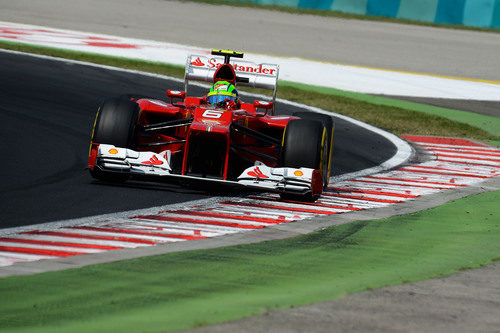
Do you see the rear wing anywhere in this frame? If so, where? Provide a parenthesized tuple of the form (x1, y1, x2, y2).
(184, 54, 280, 103)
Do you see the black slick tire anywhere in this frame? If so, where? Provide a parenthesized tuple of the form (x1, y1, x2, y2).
(292, 112, 334, 187)
(280, 119, 326, 201)
(90, 97, 139, 182)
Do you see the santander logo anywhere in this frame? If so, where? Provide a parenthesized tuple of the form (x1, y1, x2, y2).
(232, 62, 276, 76)
(190, 56, 277, 76)
(191, 57, 205, 66)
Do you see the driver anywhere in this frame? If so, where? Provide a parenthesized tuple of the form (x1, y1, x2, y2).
(206, 80, 239, 108)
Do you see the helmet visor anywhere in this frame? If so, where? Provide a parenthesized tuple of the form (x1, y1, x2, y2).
(207, 93, 236, 106)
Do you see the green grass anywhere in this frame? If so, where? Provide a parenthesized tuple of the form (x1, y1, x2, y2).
(277, 84, 499, 139)
(1, 190, 499, 332)
(1, 40, 499, 142)
(181, 0, 500, 33)
(280, 82, 500, 138)
(487, 140, 500, 147)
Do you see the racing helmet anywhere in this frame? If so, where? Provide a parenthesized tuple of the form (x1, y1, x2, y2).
(207, 81, 238, 106)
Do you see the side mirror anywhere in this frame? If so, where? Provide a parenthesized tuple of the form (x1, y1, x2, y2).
(167, 90, 186, 103)
(254, 100, 273, 114)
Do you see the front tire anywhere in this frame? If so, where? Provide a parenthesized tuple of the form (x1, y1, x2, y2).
(293, 112, 334, 187)
(280, 119, 326, 201)
(90, 97, 139, 182)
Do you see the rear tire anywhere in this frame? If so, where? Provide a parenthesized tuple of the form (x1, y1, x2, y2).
(293, 112, 334, 187)
(280, 119, 325, 201)
(90, 97, 139, 182)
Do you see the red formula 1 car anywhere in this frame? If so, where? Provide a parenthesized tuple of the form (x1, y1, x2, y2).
(88, 50, 334, 200)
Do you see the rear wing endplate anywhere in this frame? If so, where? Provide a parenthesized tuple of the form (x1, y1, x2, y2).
(185, 54, 280, 103)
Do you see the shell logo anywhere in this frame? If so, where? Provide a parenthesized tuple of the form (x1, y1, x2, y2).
(108, 148, 119, 154)
(294, 170, 304, 177)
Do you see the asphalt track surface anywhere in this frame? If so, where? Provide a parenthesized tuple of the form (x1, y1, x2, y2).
(0, 50, 396, 229)
(1, 3, 498, 331)
(1, 0, 500, 81)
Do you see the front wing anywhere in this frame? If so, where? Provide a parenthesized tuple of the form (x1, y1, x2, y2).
(90, 144, 323, 197)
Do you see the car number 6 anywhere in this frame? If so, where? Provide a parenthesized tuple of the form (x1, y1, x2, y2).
(202, 110, 224, 118)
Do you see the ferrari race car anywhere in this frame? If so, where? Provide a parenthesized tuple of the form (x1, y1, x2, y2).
(88, 50, 334, 201)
